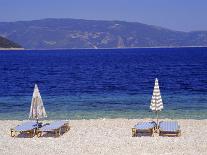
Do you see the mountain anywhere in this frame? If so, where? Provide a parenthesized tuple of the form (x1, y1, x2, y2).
(0, 36, 22, 48)
(0, 18, 207, 49)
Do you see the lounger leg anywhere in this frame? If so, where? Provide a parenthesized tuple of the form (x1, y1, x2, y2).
(177, 130, 181, 137)
(61, 125, 70, 135)
(28, 129, 35, 138)
(55, 130, 60, 137)
(151, 129, 154, 137)
(37, 131, 42, 138)
(157, 128, 160, 135)
(58, 129, 61, 136)
(29, 131, 33, 138)
(10, 129, 15, 137)
(33, 129, 36, 137)
(132, 128, 136, 137)
(63, 124, 70, 133)
(159, 131, 162, 136)
(66, 125, 70, 132)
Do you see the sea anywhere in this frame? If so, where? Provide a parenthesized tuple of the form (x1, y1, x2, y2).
(0, 47, 206, 120)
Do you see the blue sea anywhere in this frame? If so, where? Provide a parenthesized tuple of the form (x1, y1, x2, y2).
(0, 48, 207, 120)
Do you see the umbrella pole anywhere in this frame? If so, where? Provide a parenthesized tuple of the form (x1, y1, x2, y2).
(156, 111, 159, 130)
(36, 118, 39, 127)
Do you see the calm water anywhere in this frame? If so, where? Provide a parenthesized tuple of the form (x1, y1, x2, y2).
(0, 48, 207, 120)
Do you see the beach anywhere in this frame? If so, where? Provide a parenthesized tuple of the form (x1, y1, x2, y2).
(0, 119, 206, 155)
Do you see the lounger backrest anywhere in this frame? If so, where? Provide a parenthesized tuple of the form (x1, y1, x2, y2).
(40, 120, 68, 131)
(159, 121, 179, 132)
(15, 121, 37, 131)
(134, 122, 156, 130)
(50, 120, 66, 128)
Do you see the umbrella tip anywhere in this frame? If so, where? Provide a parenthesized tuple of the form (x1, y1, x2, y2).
(34, 84, 38, 88)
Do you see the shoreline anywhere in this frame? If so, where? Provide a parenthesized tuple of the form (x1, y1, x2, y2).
(0, 119, 207, 154)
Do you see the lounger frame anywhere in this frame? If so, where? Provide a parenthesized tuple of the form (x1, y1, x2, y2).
(159, 129, 181, 137)
(132, 127, 155, 137)
(37, 122, 70, 137)
(159, 122, 181, 137)
(132, 122, 156, 137)
(10, 128, 36, 138)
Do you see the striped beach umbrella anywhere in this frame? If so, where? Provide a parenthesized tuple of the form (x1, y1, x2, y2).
(150, 78, 163, 125)
(29, 84, 47, 124)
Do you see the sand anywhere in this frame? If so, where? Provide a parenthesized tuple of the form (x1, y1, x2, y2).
(0, 119, 207, 155)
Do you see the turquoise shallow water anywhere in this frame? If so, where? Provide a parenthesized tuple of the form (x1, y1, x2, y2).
(0, 48, 207, 119)
(0, 93, 206, 120)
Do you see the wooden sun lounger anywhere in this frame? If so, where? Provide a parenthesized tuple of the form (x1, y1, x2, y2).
(10, 121, 38, 137)
(132, 121, 157, 137)
(37, 120, 70, 137)
(159, 121, 181, 137)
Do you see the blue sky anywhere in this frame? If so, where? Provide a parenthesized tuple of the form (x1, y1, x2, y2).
(0, 0, 206, 31)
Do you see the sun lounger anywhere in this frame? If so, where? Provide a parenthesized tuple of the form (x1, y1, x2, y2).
(37, 120, 70, 137)
(132, 121, 156, 137)
(159, 121, 181, 137)
(10, 121, 39, 137)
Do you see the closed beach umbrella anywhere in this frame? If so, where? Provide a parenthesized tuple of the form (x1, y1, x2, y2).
(29, 84, 47, 124)
(150, 78, 163, 125)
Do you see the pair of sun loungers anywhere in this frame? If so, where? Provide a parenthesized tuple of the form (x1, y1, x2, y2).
(10, 120, 70, 138)
(132, 121, 181, 137)
(11, 120, 180, 138)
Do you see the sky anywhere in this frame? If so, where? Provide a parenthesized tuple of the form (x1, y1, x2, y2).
(0, 0, 206, 32)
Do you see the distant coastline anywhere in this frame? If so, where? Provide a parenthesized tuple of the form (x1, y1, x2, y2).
(0, 46, 206, 51)
(1, 18, 207, 50)
(0, 48, 24, 50)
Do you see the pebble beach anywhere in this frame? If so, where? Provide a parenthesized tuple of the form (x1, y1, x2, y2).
(0, 119, 207, 155)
